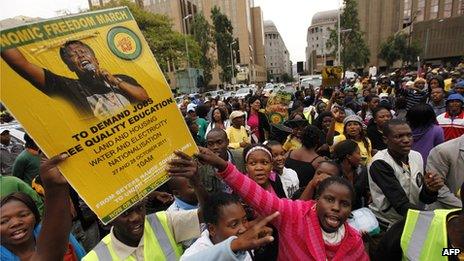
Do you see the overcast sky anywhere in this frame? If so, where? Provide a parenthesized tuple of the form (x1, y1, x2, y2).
(0, 0, 89, 20)
(1, 0, 340, 62)
(254, 0, 340, 62)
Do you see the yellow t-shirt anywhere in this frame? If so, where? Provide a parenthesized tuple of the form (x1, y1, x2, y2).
(283, 135, 302, 152)
(226, 126, 250, 149)
(334, 121, 345, 135)
(444, 78, 453, 92)
(333, 134, 372, 165)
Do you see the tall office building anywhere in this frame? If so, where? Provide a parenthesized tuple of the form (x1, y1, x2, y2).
(357, 0, 405, 68)
(198, 0, 267, 84)
(264, 20, 291, 82)
(357, 0, 464, 68)
(305, 10, 338, 73)
(90, 0, 267, 86)
(143, 0, 197, 33)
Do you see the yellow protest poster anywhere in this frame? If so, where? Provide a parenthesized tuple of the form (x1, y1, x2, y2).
(0, 7, 197, 224)
(322, 66, 343, 88)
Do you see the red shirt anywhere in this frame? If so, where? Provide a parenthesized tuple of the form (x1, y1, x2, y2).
(437, 111, 464, 141)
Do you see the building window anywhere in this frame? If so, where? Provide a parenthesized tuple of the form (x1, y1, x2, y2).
(459, 0, 464, 14)
(444, 0, 452, 17)
(403, 0, 412, 27)
(417, 0, 425, 21)
(430, 0, 439, 19)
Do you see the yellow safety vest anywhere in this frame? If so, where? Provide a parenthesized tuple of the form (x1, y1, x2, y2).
(83, 212, 183, 261)
(401, 209, 460, 261)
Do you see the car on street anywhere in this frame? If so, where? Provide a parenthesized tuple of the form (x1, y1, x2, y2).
(263, 83, 275, 95)
(222, 91, 236, 100)
(235, 87, 253, 99)
(0, 122, 26, 146)
(300, 75, 322, 89)
(175, 96, 184, 105)
(204, 90, 225, 99)
(344, 71, 358, 79)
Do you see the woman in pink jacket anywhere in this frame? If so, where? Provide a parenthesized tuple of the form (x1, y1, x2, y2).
(169, 148, 369, 260)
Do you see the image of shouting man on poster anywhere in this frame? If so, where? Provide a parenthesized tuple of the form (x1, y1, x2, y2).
(1, 40, 149, 119)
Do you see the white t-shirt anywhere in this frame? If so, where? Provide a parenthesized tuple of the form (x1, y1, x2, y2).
(279, 167, 300, 198)
(181, 230, 252, 261)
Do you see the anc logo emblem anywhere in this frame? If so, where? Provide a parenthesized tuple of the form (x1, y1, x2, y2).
(269, 112, 284, 124)
(107, 26, 142, 60)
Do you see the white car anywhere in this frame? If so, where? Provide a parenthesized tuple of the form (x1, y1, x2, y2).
(209, 90, 225, 99)
(222, 91, 236, 100)
(235, 87, 253, 99)
(300, 75, 322, 89)
(344, 71, 358, 79)
(263, 83, 275, 95)
(0, 122, 26, 145)
(174, 96, 184, 105)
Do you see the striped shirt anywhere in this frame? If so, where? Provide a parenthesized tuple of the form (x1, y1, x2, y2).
(436, 111, 464, 141)
(218, 162, 368, 261)
(395, 87, 428, 110)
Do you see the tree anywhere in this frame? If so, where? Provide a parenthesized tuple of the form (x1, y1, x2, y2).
(281, 73, 293, 83)
(403, 40, 422, 65)
(192, 13, 215, 86)
(90, 0, 201, 75)
(378, 36, 401, 69)
(326, 0, 370, 71)
(211, 7, 235, 83)
(378, 33, 422, 69)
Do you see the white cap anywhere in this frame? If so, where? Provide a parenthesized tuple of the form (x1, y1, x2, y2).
(187, 103, 197, 113)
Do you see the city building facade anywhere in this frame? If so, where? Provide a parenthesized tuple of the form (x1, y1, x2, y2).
(264, 20, 291, 82)
(197, 0, 267, 85)
(105, 0, 269, 87)
(357, 0, 464, 69)
(305, 9, 338, 74)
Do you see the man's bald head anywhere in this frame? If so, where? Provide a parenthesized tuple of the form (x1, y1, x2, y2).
(207, 128, 228, 140)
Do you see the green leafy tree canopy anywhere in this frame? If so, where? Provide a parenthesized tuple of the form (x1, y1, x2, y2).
(90, 0, 201, 75)
(378, 33, 422, 69)
(192, 13, 215, 86)
(326, 0, 370, 71)
(211, 7, 235, 83)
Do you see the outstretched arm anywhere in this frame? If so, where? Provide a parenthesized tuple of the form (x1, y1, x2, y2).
(1, 48, 45, 88)
(33, 154, 72, 261)
(167, 151, 209, 222)
(197, 147, 296, 227)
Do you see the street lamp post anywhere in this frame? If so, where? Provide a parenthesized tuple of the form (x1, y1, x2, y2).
(183, 14, 192, 92)
(230, 40, 237, 85)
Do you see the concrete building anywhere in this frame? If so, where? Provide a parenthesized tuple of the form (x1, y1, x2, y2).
(305, 10, 338, 74)
(357, 0, 405, 69)
(143, 0, 198, 33)
(197, 0, 267, 84)
(140, 0, 268, 86)
(142, 0, 218, 91)
(264, 20, 291, 82)
(405, 0, 464, 65)
(88, 0, 268, 86)
(357, 0, 464, 69)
